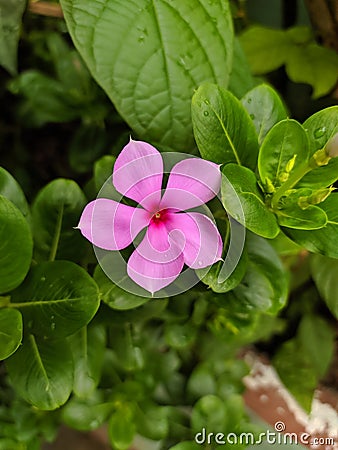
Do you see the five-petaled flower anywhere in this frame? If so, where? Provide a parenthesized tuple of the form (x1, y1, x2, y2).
(78, 140, 223, 293)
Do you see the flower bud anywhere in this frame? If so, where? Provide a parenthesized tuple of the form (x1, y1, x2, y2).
(325, 132, 338, 158)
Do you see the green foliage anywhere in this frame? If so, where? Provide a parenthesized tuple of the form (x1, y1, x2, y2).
(192, 83, 259, 169)
(0, 2, 337, 448)
(0, 195, 33, 294)
(60, 0, 233, 151)
(0, 0, 26, 75)
(240, 25, 338, 98)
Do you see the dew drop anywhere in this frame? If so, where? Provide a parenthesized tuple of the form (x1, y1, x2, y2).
(203, 111, 209, 117)
(138, 35, 145, 43)
(249, 113, 255, 120)
(204, 99, 210, 105)
(314, 126, 326, 139)
(51, 322, 56, 331)
(40, 276, 46, 282)
(247, 98, 252, 104)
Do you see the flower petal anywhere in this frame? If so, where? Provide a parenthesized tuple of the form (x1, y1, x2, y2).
(113, 139, 163, 211)
(160, 158, 221, 210)
(78, 198, 150, 250)
(167, 212, 223, 269)
(127, 248, 184, 294)
(136, 220, 183, 263)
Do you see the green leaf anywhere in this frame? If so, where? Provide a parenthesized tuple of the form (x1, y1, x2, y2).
(10, 261, 100, 339)
(32, 179, 87, 262)
(94, 265, 149, 310)
(241, 84, 287, 145)
(70, 324, 106, 398)
(285, 44, 338, 98)
(222, 164, 279, 238)
(0, 196, 33, 294)
(62, 394, 113, 431)
(0, 0, 26, 75)
(228, 38, 256, 99)
(311, 254, 338, 318)
(297, 315, 335, 378)
(191, 395, 227, 433)
(192, 83, 259, 169)
(276, 204, 327, 230)
(109, 405, 136, 450)
(197, 246, 247, 293)
(0, 167, 29, 218)
(9, 71, 82, 126)
(169, 443, 200, 450)
(164, 322, 197, 349)
(135, 402, 169, 440)
(0, 308, 22, 360)
(245, 233, 288, 314)
(6, 334, 73, 410)
(284, 194, 338, 258)
(239, 26, 291, 74)
(94, 155, 116, 192)
(299, 106, 338, 189)
(60, 0, 233, 152)
(273, 314, 335, 413)
(273, 338, 317, 413)
(258, 119, 309, 191)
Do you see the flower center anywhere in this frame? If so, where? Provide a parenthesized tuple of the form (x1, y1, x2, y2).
(155, 212, 161, 219)
(151, 209, 168, 225)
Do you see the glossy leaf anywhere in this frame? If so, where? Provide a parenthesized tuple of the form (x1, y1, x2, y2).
(170, 443, 200, 450)
(0, 0, 26, 74)
(284, 194, 338, 258)
(192, 83, 259, 169)
(32, 179, 87, 262)
(0, 308, 22, 360)
(60, 0, 233, 152)
(6, 335, 73, 410)
(0, 167, 29, 218)
(299, 106, 338, 188)
(241, 84, 287, 145)
(135, 402, 169, 440)
(311, 254, 338, 318)
(94, 155, 116, 192)
(276, 204, 327, 230)
(191, 395, 227, 433)
(222, 164, 279, 238)
(0, 196, 33, 294)
(70, 324, 106, 398)
(94, 266, 149, 310)
(10, 261, 100, 339)
(258, 119, 309, 190)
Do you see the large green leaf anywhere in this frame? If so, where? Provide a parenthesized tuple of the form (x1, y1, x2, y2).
(228, 38, 256, 99)
(311, 254, 338, 318)
(239, 26, 291, 74)
(285, 44, 338, 98)
(258, 119, 309, 191)
(241, 84, 287, 145)
(109, 404, 136, 450)
(273, 314, 334, 412)
(276, 204, 327, 230)
(284, 194, 338, 258)
(192, 83, 259, 169)
(32, 179, 87, 262)
(298, 106, 338, 188)
(6, 334, 73, 410)
(70, 324, 106, 398)
(0, 308, 22, 360)
(222, 164, 279, 238)
(10, 261, 100, 339)
(60, 0, 233, 151)
(0, 196, 33, 294)
(0, 0, 26, 75)
(0, 167, 29, 218)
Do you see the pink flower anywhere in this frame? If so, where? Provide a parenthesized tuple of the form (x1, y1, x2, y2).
(78, 140, 223, 294)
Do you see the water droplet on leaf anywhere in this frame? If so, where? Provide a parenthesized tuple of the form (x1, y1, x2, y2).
(203, 111, 209, 117)
(249, 113, 255, 120)
(314, 127, 326, 139)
